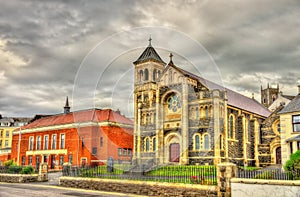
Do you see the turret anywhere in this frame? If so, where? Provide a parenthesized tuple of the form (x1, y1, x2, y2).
(64, 96, 71, 114)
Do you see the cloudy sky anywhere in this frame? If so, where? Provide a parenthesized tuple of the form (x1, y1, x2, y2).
(1, 0, 300, 118)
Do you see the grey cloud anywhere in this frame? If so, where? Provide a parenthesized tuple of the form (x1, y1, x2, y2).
(1, 0, 300, 117)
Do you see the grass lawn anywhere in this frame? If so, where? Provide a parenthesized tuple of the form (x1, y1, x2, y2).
(147, 165, 216, 176)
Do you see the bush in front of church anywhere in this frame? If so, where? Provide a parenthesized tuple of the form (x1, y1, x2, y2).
(284, 150, 300, 180)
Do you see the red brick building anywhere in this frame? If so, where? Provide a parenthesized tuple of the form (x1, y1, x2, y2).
(11, 108, 133, 170)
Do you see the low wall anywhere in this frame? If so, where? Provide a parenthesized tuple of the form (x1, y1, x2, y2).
(0, 174, 38, 183)
(231, 178, 300, 197)
(60, 177, 217, 196)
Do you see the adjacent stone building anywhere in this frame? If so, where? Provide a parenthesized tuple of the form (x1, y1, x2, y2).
(132, 40, 270, 167)
(11, 101, 133, 170)
(278, 86, 300, 165)
(258, 85, 297, 167)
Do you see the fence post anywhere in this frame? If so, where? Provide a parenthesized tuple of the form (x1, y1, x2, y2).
(217, 162, 237, 197)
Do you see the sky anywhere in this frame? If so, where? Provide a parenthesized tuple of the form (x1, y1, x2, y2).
(0, 0, 300, 118)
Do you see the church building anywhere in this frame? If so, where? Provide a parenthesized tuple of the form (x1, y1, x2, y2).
(133, 39, 270, 167)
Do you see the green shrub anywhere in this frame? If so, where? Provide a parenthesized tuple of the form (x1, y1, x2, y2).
(284, 150, 300, 180)
(21, 166, 35, 174)
(284, 150, 300, 171)
(4, 160, 17, 167)
(7, 166, 22, 174)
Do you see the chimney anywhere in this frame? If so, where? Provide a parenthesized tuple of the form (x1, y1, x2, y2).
(298, 85, 300, 95)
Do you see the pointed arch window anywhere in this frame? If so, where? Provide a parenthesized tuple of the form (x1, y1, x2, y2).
(145, 138, 150, 152)
(229, 114, 235, 139)
(153, 69, 157, 81)
(243, 117, 249, 142)
(205, 106, 209, 118)
(144, 69, 149, 81)
(139, 70, 143, 82)
(204, 134, 210, 150)
(194, 134, 200, 150)
(152, 137, 156, 151)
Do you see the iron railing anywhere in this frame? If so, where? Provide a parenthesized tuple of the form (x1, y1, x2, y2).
(237, 168, 300, 180)
(63, 164, 217, 185)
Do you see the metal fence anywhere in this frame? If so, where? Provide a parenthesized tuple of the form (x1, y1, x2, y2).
(63, 164, 217, 185)
(237, 168, 300, 180)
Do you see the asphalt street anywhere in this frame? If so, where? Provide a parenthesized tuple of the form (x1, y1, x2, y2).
(0, 182, 147, 197)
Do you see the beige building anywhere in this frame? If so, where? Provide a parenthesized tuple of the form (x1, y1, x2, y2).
(0, 116, 31, 165)
(279, 86, 300, 165)
(133, 40, 270, 168)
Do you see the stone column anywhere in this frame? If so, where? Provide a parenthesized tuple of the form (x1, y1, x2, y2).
(217, 162, 237, 197)
(137, 106, 142, 165)
(213, 90, 221, 165)
(181, 79, 189, 165)
(224, 91, 229, 162)
(156, 88, 164, 164)
(253, 120, 259, 167)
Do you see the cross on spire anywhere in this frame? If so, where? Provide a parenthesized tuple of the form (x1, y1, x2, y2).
(169, 53, 173, 61)
(148, 35, 152, 46)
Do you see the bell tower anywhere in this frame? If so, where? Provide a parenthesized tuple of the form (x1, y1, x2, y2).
(133, 38, 165, 164)
(133, 37, 165, 85)
(261, 83, 279, 108)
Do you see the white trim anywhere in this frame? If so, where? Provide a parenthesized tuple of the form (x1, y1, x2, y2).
(13, 121, 133, 135)
(26, 149, 67, 156)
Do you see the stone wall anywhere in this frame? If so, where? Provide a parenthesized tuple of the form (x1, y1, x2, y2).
(0, 174, 38, 183)
(231, 178, 300, 197)
(59, 177, 217, 197)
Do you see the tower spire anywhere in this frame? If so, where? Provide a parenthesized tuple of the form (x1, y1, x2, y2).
(64, 96, 70, 114)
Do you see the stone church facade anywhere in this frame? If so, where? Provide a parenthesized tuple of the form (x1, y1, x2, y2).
(132, 40, 271, 167)
(258, 85, 296, 167)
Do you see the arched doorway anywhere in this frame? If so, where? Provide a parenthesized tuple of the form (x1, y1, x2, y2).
(276, 147, 281, 164)
(169, 143, 180, 162)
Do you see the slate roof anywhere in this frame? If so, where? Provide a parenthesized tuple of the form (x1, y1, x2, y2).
(282, 95, 295, 100)
(171, 64, 271, 117)
(20, 108, 133, 130)
(279, 94, 300, 114)
(133, 44, 166, 65)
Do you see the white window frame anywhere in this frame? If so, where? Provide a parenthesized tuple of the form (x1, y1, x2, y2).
(29, 136, 34, 150)
(44, 135, 49, 150)
(52, 134, 57, 149)
(60, 133, 65, 149)
(36, 136, 41, 150)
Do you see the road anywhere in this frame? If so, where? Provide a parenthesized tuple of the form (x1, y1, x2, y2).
(0, 182, 147, 197)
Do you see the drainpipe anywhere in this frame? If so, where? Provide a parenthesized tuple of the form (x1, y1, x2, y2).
(17, 130, 21, 165)
(77, 124, 80, 166)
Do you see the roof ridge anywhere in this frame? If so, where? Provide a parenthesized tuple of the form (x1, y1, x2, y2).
(164, 61, 270, 117)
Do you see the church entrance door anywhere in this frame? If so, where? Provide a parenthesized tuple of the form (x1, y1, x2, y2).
(169, 143, 180, 162)
(276, 147, 281, 164)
